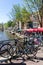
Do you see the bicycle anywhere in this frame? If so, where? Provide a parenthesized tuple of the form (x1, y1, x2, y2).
(0, 39, 14, 59)
(13, 37, 38, 59)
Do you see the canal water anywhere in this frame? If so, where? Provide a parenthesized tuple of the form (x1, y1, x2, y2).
(0, 31, 8, 41)
(0, 31, 23, 42)
(0, 31, 15, 41)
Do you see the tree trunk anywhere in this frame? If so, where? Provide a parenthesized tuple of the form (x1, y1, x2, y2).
(40, 22, 42, 27)
(21, 22, 24, 29)
(40, 17, 43, 27)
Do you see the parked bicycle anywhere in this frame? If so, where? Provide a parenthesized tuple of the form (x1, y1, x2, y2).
(0, 28, 42, 60)
(0, 39, 14, 59)
(13, 37, 38, 59)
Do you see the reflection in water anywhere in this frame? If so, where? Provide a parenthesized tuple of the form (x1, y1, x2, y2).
(0, 31, 16, 41)
(0, 31, 9, 41)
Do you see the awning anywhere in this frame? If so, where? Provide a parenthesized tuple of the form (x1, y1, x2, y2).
(33, 28, 38, 32)
(24, 27, 43, 32)
(25, 29, 33, 32)
(37, 28, 43, 32)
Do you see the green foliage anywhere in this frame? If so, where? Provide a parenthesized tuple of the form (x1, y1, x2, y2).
(4, 23, 8, 29)
(21, 7, 31, 22)
(10, 4, 31, 23)
(10, 4, 22, 21)
(23, 0, 43, 27)
(4, 20, 16, 28)
(7, 20, 12, 27)
(11, 21, 16, 27)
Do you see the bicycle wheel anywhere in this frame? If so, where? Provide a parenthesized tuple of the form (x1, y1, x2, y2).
(31, 45, 38, 58)
(0, 43, 14, 59)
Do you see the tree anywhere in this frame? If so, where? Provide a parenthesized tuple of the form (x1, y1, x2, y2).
(7, 20, 12, 27)
(4, 23, 8, 29)
(10, 4, 22, 22)
(23, 0, 43, 27)
(10, 4, 31, 22)
(21, 7, 31, 22)
(10, 4, 23, 29)
(21, 7, 31, 28)
(10, 4, 31, 28)
(11, 21, 16, 27)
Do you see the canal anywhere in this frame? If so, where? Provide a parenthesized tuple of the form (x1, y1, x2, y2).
(0, 31, 15, 41)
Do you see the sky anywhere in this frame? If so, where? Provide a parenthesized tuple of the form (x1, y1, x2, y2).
(0, 0, 23, 23)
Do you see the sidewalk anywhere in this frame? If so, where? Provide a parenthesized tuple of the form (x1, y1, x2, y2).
(0, 47, 43, 65)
